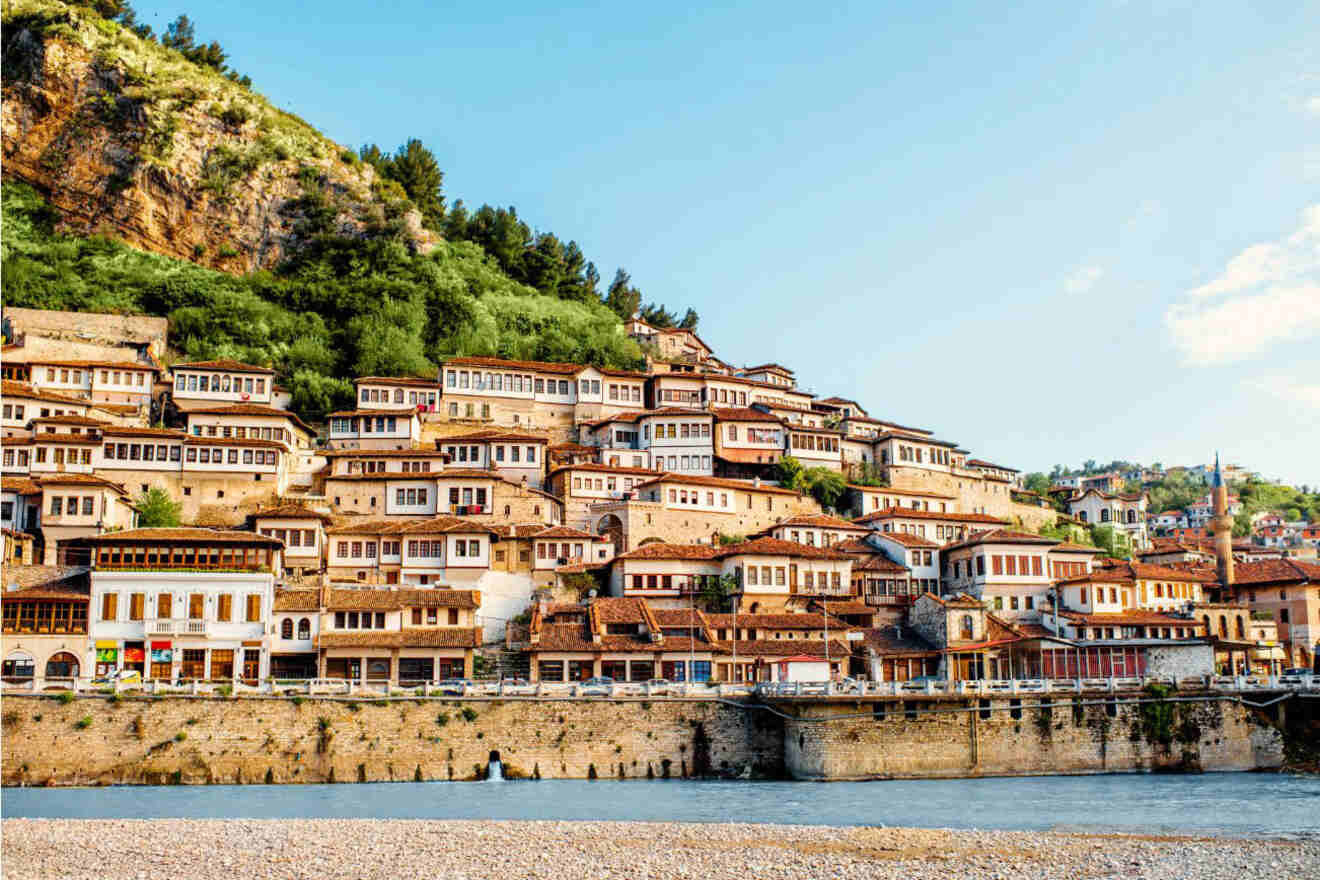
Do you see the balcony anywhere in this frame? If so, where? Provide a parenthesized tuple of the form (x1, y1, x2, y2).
(451, 505, 490, 516)
(145, 618, 210, 637)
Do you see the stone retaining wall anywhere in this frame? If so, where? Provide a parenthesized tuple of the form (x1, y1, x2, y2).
(780, 693, 1284, 780)
(0, 690, 1285, 786)
(0, 695, 783, 786)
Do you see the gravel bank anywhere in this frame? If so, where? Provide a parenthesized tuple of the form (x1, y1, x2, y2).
(3, 819, 1316, 880)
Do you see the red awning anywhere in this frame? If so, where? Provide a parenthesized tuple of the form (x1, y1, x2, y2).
(150, 641, 171, 650)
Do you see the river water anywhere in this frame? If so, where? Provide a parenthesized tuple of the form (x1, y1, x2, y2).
(5, 773, 1319, 836)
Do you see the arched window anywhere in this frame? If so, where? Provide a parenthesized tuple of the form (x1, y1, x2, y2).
(960, 615, 974, 640)
(280, 618, 293, 639)
(1235, 616, 1245, 639)
(45, 652, 79, 678)
(297, 617, 310, 640)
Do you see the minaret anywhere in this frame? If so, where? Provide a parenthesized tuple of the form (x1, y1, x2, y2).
(1211, 452, 1234, 590)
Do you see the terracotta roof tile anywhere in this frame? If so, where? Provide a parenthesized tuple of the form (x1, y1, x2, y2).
(83, 527, 281, 545)
(173, 360, 275, 373)
(715, 536, 852, 561)
(871, 531, 940, 549)
(186, 404, 314, 434)
(253, 504, 333, 522)
(273, 589, 320, 611)
(443, 356, 582, 375)
(940, 528, 1059, 551)
(1, 380, 88, 406)
(615, 543, 724, 561)
(353, 375, 439, 387)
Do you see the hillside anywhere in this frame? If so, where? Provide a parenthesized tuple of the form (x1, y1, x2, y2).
(1, 0, 439, 272)
(1, 1, 654, 422)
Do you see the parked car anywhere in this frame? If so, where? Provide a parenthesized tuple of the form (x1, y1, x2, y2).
(644, 678, 670, 695)
(574, 676, 614, 696)
(499, 678, 535, 695)
(1281, 668, 1313, 677)
(435, 678, 472, 696)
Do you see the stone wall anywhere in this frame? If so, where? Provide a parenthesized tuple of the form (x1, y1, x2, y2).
(0, 695, 784, 786)
(780, 692, 1283, 780)
(886, 466, 1056, 531)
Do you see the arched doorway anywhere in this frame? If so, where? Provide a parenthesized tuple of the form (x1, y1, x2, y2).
(595, 514, 625, 555)
(2, 651, 35, 681)
(45, 652, 79, 678)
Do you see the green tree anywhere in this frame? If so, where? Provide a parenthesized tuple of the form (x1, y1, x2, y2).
(1089, 524, 1131, 559)
(699, 572, 738, 613)
(640, 302, 677, 328)
(678, 308, 699, 330)
(803, 467, 847, 511)
(385, 139, 445, 229)
(160, 14, 195, 52)
(135, 488, 181, 528)
(1022, 472, 1051, 494)
(604, 268, 642, 320)
(774, 455, 805, 491)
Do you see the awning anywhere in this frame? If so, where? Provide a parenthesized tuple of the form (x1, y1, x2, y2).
(242, 640, 263, 648)
(95, 640, 118, 649)
(150, 641, 171, 650)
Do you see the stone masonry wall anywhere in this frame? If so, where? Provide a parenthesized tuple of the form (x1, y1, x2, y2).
(781, 693, 1283, 780)
(0, 695, 784, 786)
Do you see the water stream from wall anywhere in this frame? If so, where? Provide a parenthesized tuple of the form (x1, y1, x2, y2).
(4, 774, 1319, 837)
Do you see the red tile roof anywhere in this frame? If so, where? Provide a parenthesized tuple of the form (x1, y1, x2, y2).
(442, 356, 582, 375)
(252, 504, 333, 522)
(635, 473, 801, 496)
(173, 360, 274, 374)
(353, 375, 439, 387)
(615, 542, 724, 561)
(1232, 559, 1320, 586)
(714, 536, 852, 561)
(1, 380, 89, 406)
(853, 509, 1009, 525)
(186, 404, 314, 434)
(273, 590, 320, 611)
(941, 528, 1059, 551)
(84, 527, 281, 544)
(711, 407, 784, 423)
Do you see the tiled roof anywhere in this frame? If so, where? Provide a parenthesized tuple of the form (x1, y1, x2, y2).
(635, 473, 800, 496)
(30, 432, 101, 445)
(534, 623, 604, 652)
(920, 591, 982, 608)
(173, 360, 274, 374)
(761, 514, 869, 532)
(487, 522, 553, 539)
(325, 516, 497, 536)
(29, 414, 107, 427)
(591, 596, 652, 624)
(854, 555, 909, 573)
(710, 407, 784, 423)
(1, 477, 41, 495)
(186, 404, 314, 434)
(871, 531, 939, 549)
(713, 449, 783, 465)
(1232, 559, 1319, 586)
(442, 355, 582, 375)
(530, 526, 608, 540)
(26, 358, 159, 371)
(548, 463, 663, 478)
(940, 528, 1059, 551)
(1058, 610, 1197, 626)
(705, 612, 850, 630)
(82, 527, 282, 545)
(327, 408, 419, 418)
(832, 537, 877, 554)
(34, 473, 128, 494)
(253, 504, 333, 522)
(846, 485, 956, 499)
(353, 375, 439, 387)
(325, 588, 480, 611)
(438, 429, 548, 444)
(852, 508, 1009, 525)
(1093, 560, 1220, 583)
(0, 380, 88, 406)
(862, 626, 937, 655)
(711, 639, 851, 658)
(715, 536, 852, 561)
(808, 600, 874, 616)
(615, 542, 723, 561)
(318, 627, 481, 649)
(966, 459, 1019, 472)
(273, 590, 320, 611)
(1051, 542, 1103, 554)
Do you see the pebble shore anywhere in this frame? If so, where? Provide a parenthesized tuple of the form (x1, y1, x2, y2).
(3, 819, 1316, 880)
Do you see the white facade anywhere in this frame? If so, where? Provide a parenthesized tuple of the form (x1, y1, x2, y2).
(88, 570, 274, 680)
(172, 364, 275, 406)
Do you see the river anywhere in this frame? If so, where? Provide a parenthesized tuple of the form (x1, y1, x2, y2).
(4, 773, 1318, 836)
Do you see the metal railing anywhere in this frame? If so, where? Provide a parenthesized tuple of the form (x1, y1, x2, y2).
(2, 674, 1312, 700)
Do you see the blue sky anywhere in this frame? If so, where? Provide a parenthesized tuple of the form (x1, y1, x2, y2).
(135, 1, 1320, 486)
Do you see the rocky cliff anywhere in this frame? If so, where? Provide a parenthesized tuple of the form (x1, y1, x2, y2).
(1, 0, 432, 274)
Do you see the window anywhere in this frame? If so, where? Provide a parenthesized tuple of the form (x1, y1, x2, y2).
(245, 595, 261, 622)
(101, 593, 118, 621)
(281, 618, 294, 639)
